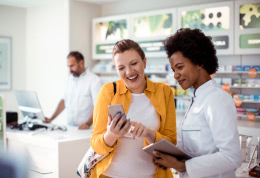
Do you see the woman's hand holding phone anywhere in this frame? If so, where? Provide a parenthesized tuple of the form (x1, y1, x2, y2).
(109, 113, 131, 136)
(104, 113, 131, 147)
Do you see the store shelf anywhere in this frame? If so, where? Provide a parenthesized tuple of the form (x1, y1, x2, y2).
(230, 86, 260, 89)
(94, 71, 116, 75)
(240, 101, 260, 104)
(95, 71, 260, 76)
(237, 119, 260, 129)
(145, 71, 172, 75)
(95, 71, 172, 75)
(176, 110, 186, 114)
(175, 96, 191, 100)
(237, 114, 260, 119)
(216, 71, 260, 75)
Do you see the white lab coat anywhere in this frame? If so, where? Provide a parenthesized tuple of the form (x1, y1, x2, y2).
(177, 80, 242, 178)
(63, 70, 102, 126)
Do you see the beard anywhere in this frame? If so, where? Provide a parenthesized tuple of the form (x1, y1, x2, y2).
(71, 71, 80, 77)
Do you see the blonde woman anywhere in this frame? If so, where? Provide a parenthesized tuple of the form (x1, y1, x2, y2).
(90, 39, 177, 178)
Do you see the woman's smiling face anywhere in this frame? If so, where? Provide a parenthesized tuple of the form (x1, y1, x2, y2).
(114, 49, 147, 93)
(170, 51, 201, 90)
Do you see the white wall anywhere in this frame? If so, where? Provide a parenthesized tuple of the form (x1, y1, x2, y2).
(69, 0, 101, 69)
(26, 0, 70, 123)
(0, 5, 26, 111)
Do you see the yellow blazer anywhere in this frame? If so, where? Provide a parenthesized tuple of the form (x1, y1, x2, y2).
(90, 77, 177, 178)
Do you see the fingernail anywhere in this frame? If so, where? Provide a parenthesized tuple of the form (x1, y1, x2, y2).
(123, 114, 126, 118)
(117, 113, 121, 116)
(127, 118, 130, 121)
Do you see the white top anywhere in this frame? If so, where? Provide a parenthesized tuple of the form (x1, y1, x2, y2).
(103, 93, 160, 178)
(63, 70, 102, 126)
(178, 80, 242, 178)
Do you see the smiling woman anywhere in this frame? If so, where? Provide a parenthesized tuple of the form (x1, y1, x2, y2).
(152, 29, 242, 178)
(112, 40, 147, 94)
(90, 39, 177, 178)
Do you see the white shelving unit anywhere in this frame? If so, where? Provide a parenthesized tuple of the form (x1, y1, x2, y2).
(95, 71, 173, 75)
(176, 110, 186, 114)
(216, 71, 260, 75)
(175, 96, 191, 100)
(241, 101, 260, 104)
(96, 71, 260, 75)
(95, 71, 116, 75)
(237, 119, 260, 145)
(237, 114, 260, 119)
(230, 86, 260, 89)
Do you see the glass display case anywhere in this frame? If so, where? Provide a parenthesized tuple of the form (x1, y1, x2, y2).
(178, 1, 234, 55)
(131, 9, 177, 58)
(235, 0, 260, 54)
(92, 15, 129, 59)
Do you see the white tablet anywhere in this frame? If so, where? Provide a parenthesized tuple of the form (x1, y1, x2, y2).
(143, 138, 192, 160)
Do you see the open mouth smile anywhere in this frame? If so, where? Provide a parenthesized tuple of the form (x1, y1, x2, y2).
(127, 74, 138, 81)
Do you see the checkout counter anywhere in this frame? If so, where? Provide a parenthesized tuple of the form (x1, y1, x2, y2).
(6, 126, 92, 178)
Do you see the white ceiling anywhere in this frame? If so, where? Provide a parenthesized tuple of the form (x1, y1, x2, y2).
(0, 0, 127, 8)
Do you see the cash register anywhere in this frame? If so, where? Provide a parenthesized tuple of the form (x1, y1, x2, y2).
(14, 90, 66, 131)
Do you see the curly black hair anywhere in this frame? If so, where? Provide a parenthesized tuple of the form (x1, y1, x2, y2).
(163, 28, 219, 75)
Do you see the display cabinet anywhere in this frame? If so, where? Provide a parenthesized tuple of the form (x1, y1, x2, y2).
(92, 15, 130, 59)
(235, 0, 260, 55)
(92, 9, 177, 60)
(131, 8, 177, 58)
(213, 64, 260, 124)
(178, 1, 234, 55)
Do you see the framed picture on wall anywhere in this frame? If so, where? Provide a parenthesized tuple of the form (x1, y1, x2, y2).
(0, 37, 11, 90)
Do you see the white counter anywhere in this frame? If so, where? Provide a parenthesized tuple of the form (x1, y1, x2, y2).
(7, 126, 92, 178)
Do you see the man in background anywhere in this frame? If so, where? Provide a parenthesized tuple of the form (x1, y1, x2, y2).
(44, 51, 102, 129)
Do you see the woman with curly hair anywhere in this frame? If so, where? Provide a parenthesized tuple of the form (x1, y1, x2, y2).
(153, 28, 242, 178)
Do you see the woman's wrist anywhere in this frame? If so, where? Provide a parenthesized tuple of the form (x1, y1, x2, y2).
(104, 131, 118, 147)
(145, 129, 156, 144)
(177, 161, 186, 171)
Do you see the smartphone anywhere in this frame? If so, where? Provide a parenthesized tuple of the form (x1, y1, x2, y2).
(108, 104, 128, 130)
(108, 104, 131, 136)
(108, 104, 125, 119)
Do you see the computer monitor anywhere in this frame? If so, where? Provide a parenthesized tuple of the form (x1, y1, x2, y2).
(0, 96, 6, 150)
(14, 90, 45, 121)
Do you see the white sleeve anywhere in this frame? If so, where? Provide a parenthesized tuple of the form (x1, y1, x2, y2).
(90, 76, 103, 105)
(185, 92, 242, 178)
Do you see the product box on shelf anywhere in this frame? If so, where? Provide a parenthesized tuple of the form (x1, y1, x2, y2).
(225, 65, 233, 72)
(253, 66, 260, 71)
(235, 65, 243, 71)
(243, 65, 252, 71)
(245, 108, 260, 116)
